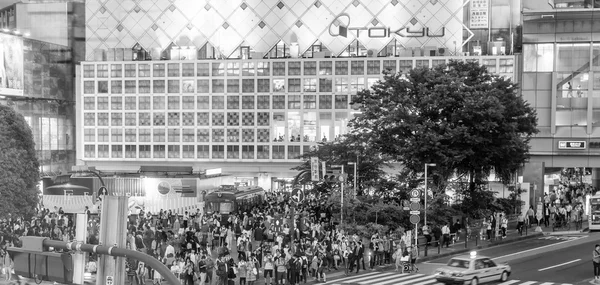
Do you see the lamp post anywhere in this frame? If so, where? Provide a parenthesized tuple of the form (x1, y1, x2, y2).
(349, 161, 357, 198)
(424, 163, 436, 226)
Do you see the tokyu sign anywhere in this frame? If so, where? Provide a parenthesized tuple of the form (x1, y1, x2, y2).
(329, 14, 445, 38)
(558, 141, 586, 150)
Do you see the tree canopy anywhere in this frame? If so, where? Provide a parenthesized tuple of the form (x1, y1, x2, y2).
(0, 104, 40, 219)
(349, 60, 538, 194)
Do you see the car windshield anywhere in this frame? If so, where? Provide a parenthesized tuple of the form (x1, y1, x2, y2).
(447, 258, 470, 269)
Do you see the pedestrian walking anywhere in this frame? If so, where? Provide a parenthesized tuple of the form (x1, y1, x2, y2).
(441, 222, 451, 248)
(594, 244, 600, 280)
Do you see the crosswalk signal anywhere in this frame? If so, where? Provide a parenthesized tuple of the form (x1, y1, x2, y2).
(322, 173, 346, 183)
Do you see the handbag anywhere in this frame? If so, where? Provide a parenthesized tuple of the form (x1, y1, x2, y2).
(252, 268, 258, 275)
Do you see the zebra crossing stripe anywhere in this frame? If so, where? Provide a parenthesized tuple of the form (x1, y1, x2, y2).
(391, 275, 436, 285)
(370, 273, 424, 285)
(411, 278, 440, 285)
(332, 272, 386, 283)
(346, 273, 395, 283)
(518, 282, 537, 285)
(539, 282, 554, 285)
(498, 281, 520, 285)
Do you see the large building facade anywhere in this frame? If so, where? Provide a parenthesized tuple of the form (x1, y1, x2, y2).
(79, 0, 519, 191)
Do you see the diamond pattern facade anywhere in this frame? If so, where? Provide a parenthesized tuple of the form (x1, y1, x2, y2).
(85, 0, 468, 60)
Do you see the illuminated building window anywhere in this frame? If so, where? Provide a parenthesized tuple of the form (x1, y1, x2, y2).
(212, 63, 225, 76)
(124, 64, 136, 77)
(227, 62, 240, 76)
(97, 129, 109, 142)
(212, 145, 224, 158)
(383, 60, 396, 72)
(304, 61, 317, 75)
(197, 129, 209, 142)
(304, 95, 316, 109)
(212, 96, 224, 109)
(125, 128, 136, 141)
(197, 79, 210, 93)
(153, 80, 165, 93)
(197, 145, 209, 158)
(242, 145, 254, 159)
(227, 129, 239, 142)
(153, 113, 165, 126)
(197, 63, 210, 76)
(335, 61, 348, 75)
(319, 61, 332, 75)
(111, 96, 122, 110)
(367, 60, 380, 75)
(84, 129, 94, 142)
(288, 61, 301, 75)
(257, 79, 270, 93)
(351, 61, 364, 75)
(350, 78, 365, 93)
(139, 129, 151, 142)
(111, 129, 122, 142)
(83, 81, 95, 94)
(84, 113, 95, 126)
(182, 145, 194, 158)
(257, 96, 270, 109)
(139, 113, 151, 126)
(168, 96, 180, 109)
(319, 78, 332, 92)
(182, 63, 194, 77)
(257, 145, 269, 159)
(319, 95, 332, 109)
(242, 96, 255, 109)
(213, 79, 225, 93)
(335, 95, 348, 109)
(139, 80, 151, 93)
(125, 145, 136, 158)
(111, 113, 122, 126)
(182, 129, 194, 142)
(197, 96, 209, 109)
(97, 97, 109, 110)
(132, 43, 149, 61)
(242, 62, 255, 76)
(98, 145, 109, 158)
(227, 145, 239, 159)
(84, 145, 95, 158)
(139, 145, 151, 158)
(153, 64, 165, 77)
(272, 145, 285, 159)
(138, 64, 150, 77)
(273, 79, 285, 92)
(111, 64, 122, 77)
(335, 78, 348, 93)
(273, 62, 286, 76)
(273, 95, 285, 109)
(168, 129, 180, 142)
(125, 113, 136, 126)
(124, 80, 136, 93)
(288, 95, 301, 109)
(111, 81, 122, 94)
(83, 65, 95, 78)
(182, 96, 194, 109)
(168, 63, 180, 77)
(242, 79, 255, 93)
(153, 96, 165, 109)
(153, 145, 165, 158)
(227, 79, 240, 93)
(367, 78, 378, 89)
(97, 64, 108, 78)
(98, 81, 109, 93)
(84, 97, 95, 110)
(304, 78, 317, 92)
(153, 129, 165, 142)
(168, 80, 180, 93)
(288, 78, 301, 92)
(182, 79, 194, 93)
(257, 62, 270, 76)
(138, 97, 150, 110)
(111, 145, 123, 158)
(266, 41, 289, 58)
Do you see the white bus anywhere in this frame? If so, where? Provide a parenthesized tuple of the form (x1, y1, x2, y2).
(589, 193, 600, 231)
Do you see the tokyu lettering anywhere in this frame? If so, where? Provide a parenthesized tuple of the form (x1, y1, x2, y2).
(329, 14, 445, 38)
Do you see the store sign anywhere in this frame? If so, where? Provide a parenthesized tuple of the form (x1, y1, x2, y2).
(329, 14, 445, 38)
(558, 141, 586, 150)
(469, 0, 489, 29)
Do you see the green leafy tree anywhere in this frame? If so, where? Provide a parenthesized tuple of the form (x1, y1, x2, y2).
(0, 104, 40, 219)
(349, 60, 538, 215)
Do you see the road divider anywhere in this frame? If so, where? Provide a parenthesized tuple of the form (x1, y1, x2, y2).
(538, 259, 581, 271)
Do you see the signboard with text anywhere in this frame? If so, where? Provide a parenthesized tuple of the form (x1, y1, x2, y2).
(0, 33, 24, 96)
(558, 141, 586, 150)
(469, 0, 489, 29)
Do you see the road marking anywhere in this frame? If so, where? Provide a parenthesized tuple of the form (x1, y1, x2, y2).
(498, 281, 520, 285)
(390, 275, 435, 285)
(344, 273, 395, 283)
(360, 273, 420, 284)
(411, 279, 439, 285)
(518, 282, 537, 285)
(371, 274, 423, 285)
(492, 235, 588, 260)
(330, 272, 381, 283)
(539, 282, 554, 285)
(538, 259, 581, 271)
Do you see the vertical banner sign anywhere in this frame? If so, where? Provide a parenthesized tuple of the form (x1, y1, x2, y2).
(311, 157, 320, 181)
(469, 0, 489, 29)
(321, 161, 327, 180)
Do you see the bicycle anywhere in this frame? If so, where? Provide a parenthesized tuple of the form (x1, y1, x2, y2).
(552, 217, 570, 231)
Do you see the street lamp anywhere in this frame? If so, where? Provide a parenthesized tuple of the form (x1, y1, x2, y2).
(348, 161, 358, 198)
(424, 163, 436, 226)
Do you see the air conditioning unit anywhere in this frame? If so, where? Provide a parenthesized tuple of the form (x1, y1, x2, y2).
(438, 48, 446, 56)
(367, 49, 376, 57)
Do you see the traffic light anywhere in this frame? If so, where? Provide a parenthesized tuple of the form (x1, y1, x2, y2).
(322, 173, 347, 183)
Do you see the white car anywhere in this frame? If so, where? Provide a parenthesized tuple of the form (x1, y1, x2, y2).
(435, 252, 511, 285)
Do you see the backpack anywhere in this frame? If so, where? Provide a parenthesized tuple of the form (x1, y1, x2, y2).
(295, 259, 302, 271)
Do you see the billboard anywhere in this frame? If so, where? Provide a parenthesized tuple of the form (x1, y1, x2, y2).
(0, 33, 24, 96)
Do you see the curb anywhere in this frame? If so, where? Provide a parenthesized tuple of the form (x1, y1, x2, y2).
(416, 232, 544, 263)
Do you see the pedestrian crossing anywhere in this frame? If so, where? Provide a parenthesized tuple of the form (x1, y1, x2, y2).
(326, 271, 573, 285)
(537, 236, 583, 241)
